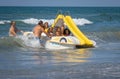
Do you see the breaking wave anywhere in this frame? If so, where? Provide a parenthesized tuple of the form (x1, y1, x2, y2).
(21, 18, 54, 25)
(21, 18, 93, 26)
(0, 31, 120, 49)
(87, 31, 120, 44)
(0, 20, 10, 24)
(0, 18, 93, 26)
(73, 18, 93, 26)
(0, 37, 22, 48)
(0, 35, 50, 49)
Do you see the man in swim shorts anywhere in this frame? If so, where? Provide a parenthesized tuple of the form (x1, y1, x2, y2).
(33, 21, 51, 38)
(33, 21, 51, 46)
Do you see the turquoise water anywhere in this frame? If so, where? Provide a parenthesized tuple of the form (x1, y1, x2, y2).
(0, 7, 120, 79)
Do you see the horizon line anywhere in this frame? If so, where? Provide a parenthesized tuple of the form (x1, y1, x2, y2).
(0, 5, 119, 7)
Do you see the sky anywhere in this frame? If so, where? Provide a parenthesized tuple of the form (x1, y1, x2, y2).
(0, 0, 120, 7)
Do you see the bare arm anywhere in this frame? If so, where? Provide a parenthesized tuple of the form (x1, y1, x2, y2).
(16, 27, 24, 34)
(41, 27, 51, 37)
(11, 31, 17, 36)
(61, 26, 64, 36)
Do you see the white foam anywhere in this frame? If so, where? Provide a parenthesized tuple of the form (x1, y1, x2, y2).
(21, 18, 39, 24)
(21, 18, 54, 25)
(21, 18, 93, 26)
(16, 35, 43, 48)
(0, 20, 10, 24)
(0, 21, 5, 24)
(73, 18, 93, 26)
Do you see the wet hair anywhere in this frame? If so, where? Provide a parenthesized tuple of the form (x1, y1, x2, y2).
(10, 21, 16, 25)
(43, 22, 49, 28)
(56, 27, 61, 31)
(63, 28, 71, 36)
(44, 22, 48, 25)
(38, 20, 43, 25)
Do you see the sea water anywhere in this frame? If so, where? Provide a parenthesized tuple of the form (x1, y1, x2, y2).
(0, 7, 120, 79)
